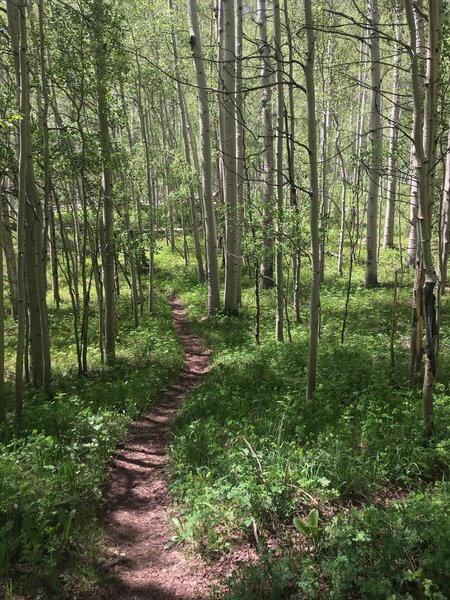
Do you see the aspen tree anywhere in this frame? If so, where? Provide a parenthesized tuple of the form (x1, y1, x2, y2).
(257, 0, 274, 289)
(135, 74, 155, 313)
(222, 0, 240, 314)
(406, 2, 425, 267)
(334, 120, 348, 277)
(93, 0, 116, 363)
(34, 0, 52, 396)
(283, 0, 301, 323)
(9, 0, 50, 392)
(159, 94, 175, 253)
(274, 0, 284, 341)
(187, 0, 221, 314)
(404, 0, 442, 435)
(352, 41, 369, 191)
(439, 128, 450, 293)
(7, 0, 27, 416)
(2, 200, 18, 319)
(319, 5, 334, 282)
(365, 0, 382, 287)
(304, 0, 321, 401)
(0, 183, 4, 422)
(383, 0, 402, 249)
(235, 0, 244, 306)
(168, 0, 205, 283)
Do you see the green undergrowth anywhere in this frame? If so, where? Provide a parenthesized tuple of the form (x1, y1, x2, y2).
(0, 288, 183, 597)
(215, 482, 450, 599)
(156, 242, 450, 599)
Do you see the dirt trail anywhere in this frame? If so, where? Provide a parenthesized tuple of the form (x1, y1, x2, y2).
(96, 296, 213, 599)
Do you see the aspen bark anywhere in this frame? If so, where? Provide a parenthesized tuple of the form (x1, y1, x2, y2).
(94, 0, 116, 363)
(404, 0, 442, 436)
(304, 0, 321, 401)
(274, 0, 284, 341)
(257, 0, 274, 289)
(0, 182, 4, 421)
(383, 1, 402, 249)
(169, 0, 205, 283)
(283, 0, 301, 323)
(221, 0, 239, 313)
(353, 41, 368, 191)
(365, 0, 382, 287)
(9, 0, 49, 392)
(334, 122, 347, 277)
(187, 0, 221, 314)
(406, 2, 425, 267)
(319, 8, 334, 282)
(7, 0, 27, 417)
(439, 128, 450, 293)
(235, 0, 244, 306)
(160, 95, 175, 254)
(2, 198, 18, 319)
(136, 82, 155, 314)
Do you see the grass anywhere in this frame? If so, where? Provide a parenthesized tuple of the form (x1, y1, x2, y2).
(0, 280, 183, 598)
(155, 240, 450, 599)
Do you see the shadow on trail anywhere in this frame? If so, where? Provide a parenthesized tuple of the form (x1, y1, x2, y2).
(93, 296, 214, 600)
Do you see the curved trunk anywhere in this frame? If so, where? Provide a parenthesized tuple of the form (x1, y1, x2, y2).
(404, 0, 442, 436)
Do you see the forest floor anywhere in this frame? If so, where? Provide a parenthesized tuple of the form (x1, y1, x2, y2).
(90, 295, 214, 599)
(2, 242, 449, 599)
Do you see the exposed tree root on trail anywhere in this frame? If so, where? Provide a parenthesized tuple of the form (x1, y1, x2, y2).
(92, 296, 214, 599)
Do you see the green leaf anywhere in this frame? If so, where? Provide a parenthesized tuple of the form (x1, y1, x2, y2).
(307, 509, 319, 529)
(293, 516, 309, 535)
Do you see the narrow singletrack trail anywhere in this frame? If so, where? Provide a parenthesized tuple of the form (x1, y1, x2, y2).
(96, 296, 213, 599)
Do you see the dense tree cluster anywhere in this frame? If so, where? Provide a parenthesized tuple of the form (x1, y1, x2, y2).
(1, 1, 450, 597)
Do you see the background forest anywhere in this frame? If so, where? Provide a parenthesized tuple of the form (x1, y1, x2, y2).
(0, 0, 450, 598)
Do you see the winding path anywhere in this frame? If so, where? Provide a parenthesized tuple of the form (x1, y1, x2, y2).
(97, 296, 212, 599)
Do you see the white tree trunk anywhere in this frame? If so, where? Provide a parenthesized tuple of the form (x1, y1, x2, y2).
(94, 0, 116, 363)
(365, 0, 382, 287)
(383, 1, 402, 249)
(404, 0, 442, 435)
(257, 0, 274, 289)
(169, 0, 205, 283)
(304, 0, 321, 401)
(274, 0, 284, 341)
(235, 0, 244, 306)
(439, 128, 450, 293)
(406, 1, 425, 267)
(222, 0, 239, 313)
(187, 0, 221, 314)
(7, 0, 27, 416)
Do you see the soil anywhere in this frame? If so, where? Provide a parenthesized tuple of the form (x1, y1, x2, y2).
(93, 296, 214, 599)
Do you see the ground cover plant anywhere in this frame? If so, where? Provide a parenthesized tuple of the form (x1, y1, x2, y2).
(157, 243, 450, 599)
(0, 287, 183, 597)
